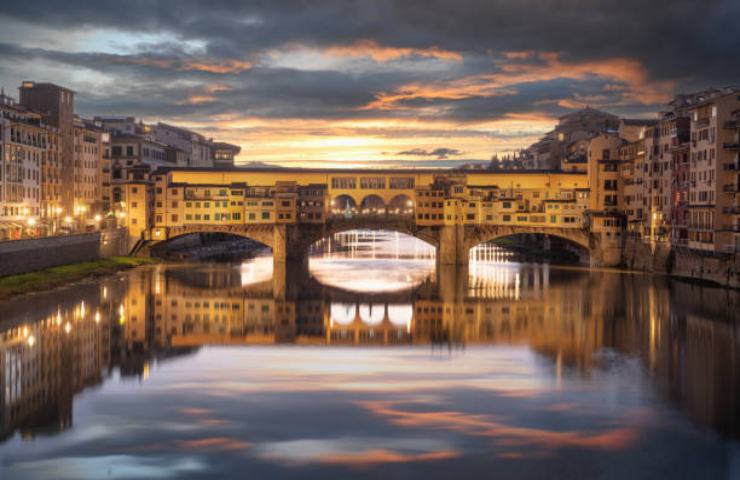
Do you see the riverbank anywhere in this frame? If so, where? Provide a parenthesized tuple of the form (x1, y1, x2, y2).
(0, 256, 158, 300)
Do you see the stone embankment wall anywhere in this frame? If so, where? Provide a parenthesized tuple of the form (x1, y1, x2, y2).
(0, 228, 129, 276)
(622, 237, 739, 288)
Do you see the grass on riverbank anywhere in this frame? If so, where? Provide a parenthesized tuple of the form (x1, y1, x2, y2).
(0, 256, 157, 300)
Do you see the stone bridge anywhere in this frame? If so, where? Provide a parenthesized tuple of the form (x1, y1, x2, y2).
(142, 213, 618, 267)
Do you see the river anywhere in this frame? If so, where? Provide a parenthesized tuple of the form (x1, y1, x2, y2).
(0, 231, 738, 479)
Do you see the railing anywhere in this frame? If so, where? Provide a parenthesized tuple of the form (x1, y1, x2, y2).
(695, 118, 710, 128)
(723, 162, 740, 171)
(722, 206, 740, 214)
(724, 120, 739, 130)
(329, 209, 414, 220)
(721, 224, 740, 232)
(724, 184, 739, 193)
(724, 142, 740, 151)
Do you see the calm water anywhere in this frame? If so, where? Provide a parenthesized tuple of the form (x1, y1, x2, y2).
(1, 231, 739, 479)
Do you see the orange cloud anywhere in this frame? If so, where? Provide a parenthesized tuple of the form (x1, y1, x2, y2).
(178, 437, 251, 451)
(107, 55, 252, 74)
(362, 401, 637, 452)
(365, 51, 674, 110)
(182, 95, 218, 105)
(324, 39, 463, 62)
(180, 59, 252, 74)
(319, 449, 460, 467)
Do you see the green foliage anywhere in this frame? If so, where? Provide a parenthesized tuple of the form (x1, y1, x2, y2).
(0, 257, 157, 300)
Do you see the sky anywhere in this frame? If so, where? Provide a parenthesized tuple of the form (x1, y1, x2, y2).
(0, 0, 738, 168)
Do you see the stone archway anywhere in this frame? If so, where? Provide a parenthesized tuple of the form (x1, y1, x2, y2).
(387, 194, 414, 216)
(359, 194, 386, 214)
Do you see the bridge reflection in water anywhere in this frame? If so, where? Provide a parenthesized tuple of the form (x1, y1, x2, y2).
(1, 230, 739, 445)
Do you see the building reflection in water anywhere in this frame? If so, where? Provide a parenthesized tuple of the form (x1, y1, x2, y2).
(0, 231, 739, 444)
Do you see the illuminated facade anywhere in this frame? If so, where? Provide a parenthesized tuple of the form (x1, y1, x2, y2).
(123, 168, 619, 265)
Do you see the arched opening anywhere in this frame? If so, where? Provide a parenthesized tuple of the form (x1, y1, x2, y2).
(358, 303, 385, 325)
(331, 303, 356, 325)
(469, 233, 589, 266)
(308, 229, 435, 292)
(331, 195, 357, 216)
(387, 194, 414, 216)
(359, 194, 386, 215)
(150, 232, 272, 263)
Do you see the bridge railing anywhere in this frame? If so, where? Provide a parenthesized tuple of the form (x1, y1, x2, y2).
(329, 209, 414, 220)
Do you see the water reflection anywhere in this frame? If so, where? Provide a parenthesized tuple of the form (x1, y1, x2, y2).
(1, 232, 739, 479)
(309, 230, 436, 292)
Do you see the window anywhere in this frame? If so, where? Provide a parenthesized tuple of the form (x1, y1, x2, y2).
(389, 177, 414, 189)
(360, 177, 386, 189)
(331, 177, 357, 189)
(262, 212, 270, 220)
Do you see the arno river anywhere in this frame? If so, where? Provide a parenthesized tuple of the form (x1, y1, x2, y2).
(0, 231, 739, 479)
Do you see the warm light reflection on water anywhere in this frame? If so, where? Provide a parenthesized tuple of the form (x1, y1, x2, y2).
(308, 230, 436, 292)
(1, 231, 739, 480)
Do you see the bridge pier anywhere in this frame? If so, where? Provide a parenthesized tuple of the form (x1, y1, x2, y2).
(437, 225, 468, 265)
(273, 257, 310, 301)
(589, 234, 623, 268)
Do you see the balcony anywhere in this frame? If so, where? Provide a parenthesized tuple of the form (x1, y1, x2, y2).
(722, 206, 740, 214)
(724, 142, 740, 151)
(724, 184, 739, 193)
(695, 118, 710, 128)
(721, 224, 740, 232)
(723, 162, 740, 171)
(724, 120, 739, 130)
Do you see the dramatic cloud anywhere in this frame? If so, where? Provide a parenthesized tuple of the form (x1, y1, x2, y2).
(0, 0, 736, 166)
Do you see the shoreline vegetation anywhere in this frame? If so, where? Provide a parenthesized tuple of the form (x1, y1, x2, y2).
(0, 256, 158, 301)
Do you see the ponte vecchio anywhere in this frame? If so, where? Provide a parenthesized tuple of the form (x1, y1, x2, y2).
(120, 167, 623, 267)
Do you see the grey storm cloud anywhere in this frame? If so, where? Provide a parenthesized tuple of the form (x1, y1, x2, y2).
(0, 0, 737, 152)
(395, 148, 463, 159)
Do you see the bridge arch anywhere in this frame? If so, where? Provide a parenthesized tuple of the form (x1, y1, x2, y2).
(331, 194, 358, 214)
(358, 303, 385, 325)
(148, 226, 275, 255)
(387, 194, 414, 215)
(331, 302, 357, 325)
(303, 220, 439, 251)
(465, 226, 592, 263)
(359, 194, 386, 214)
